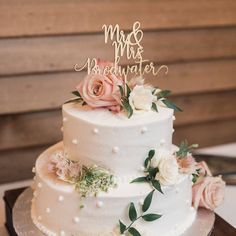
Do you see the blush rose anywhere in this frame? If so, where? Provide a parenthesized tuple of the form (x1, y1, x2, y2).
(192, 176, 225, 210)
(76, 73, 123, 110)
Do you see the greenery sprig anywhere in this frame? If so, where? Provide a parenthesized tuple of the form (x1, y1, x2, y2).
(154, 89, 182, 112)
(119, 190, 162, 236)
(176, 140, 199, 158)
(131, 150, 163, 194)
(119, 84, 133, 118)
(75, 165, 116, 197)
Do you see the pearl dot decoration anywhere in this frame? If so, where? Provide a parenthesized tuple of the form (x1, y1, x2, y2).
(58, 195, 64, 202)
(63, 117, 68, 122)
(60, 126, 64, 132)
(46, 208, 51, 213)
(172, 128, 175, 133)
(32, 167, 36, 173)
(141, 127, 147, 134)
(160, 139, 166, 146)
(139, 166, 145, 172)
(93, 128, 99, 134)
(172, 115, 176, 121)
(112, 146, 119, 154)
(73, 217, 80, 223)
(37, 182, 42, 188)
(96, 201, 104, 208)
(139, 199, 144, 205)
(190, 206, 195, 212)
(37, 216, 42, 221)
(60, 230, 65, 236)
(72, 139, 78, 145)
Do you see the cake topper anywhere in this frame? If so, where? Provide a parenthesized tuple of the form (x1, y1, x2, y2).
(75, 21, 168, 80)
(71, 22, 181, 117)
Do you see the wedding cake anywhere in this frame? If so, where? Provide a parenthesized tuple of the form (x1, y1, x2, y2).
(31, 22, 225, 236)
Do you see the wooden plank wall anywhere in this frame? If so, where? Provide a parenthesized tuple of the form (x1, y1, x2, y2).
(0, 0, 236, 183)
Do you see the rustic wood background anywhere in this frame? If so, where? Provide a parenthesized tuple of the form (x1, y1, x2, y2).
(0, 0, 236, 183)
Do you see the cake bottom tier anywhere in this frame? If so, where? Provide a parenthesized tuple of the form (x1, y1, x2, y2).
(31, 142, 196, 236)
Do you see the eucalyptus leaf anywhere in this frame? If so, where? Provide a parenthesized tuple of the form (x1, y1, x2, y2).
(131, 177, 147, 183)
(162, 99, 182, 112)
(129, 203, 137, 221)
(142, 213, 162, 221)
(151, 102, 158, 112)
(151, 179, 163, 194)
(142, 190, 155, 212)
(119, 220, 126, 234)
(72, 90, 81, 97)
(128, 227, 141, 236)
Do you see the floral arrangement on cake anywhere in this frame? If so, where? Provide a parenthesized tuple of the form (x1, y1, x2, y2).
(70, 60, 181, 118)
(118, 141, 225, 235)
(48, 151, 116, 197)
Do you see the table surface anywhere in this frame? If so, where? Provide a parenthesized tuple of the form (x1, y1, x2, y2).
(0, 143, 236, 235)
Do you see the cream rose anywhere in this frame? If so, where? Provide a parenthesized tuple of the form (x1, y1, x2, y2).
(192, 176, 225, 210)
(151, 149, 173, 168)
(156, 157, 179, 186)
(129, 85, 156, 111)
(76, 73, 123, 110)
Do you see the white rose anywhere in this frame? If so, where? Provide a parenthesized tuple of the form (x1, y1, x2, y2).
(129, 85, 156, 111)
(151, 149, 173, 168)
(156, 157, 179, 186)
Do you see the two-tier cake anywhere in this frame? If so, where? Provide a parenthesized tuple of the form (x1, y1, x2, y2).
(30, 22, 225, 236)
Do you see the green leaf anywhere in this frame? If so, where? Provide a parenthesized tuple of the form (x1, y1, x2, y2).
(128, 227, 141, 236)
(142, 213, 162, 222)
(144, 150, 155, 168)
(151, 102, 158, 112)
(64, 98, 83, 104)
(72, 90, 81, 97)
(118, 85, 124, 97)
(129, 203, 137, 221)
(157, 90, 171, 99)
(142, 190, 155, 212)
(148, 150, 155, 159)
(148, 167, 159, 179)
(126, 83, 132, 96)
(162, 99, 182, 112)
(122, 100, 133, 118)
(131, 177, 147, 183)
(151, 179, 163, 194)
(119, 220, 126, 234)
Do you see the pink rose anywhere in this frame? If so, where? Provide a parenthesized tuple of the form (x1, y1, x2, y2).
(177, 155, 196, 174)
(76, 61, 124, 110)
(192, 176, 225, 210)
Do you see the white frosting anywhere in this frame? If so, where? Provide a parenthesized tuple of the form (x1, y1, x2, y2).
(62, 103, 174, 177)
(31, 143, 196, 236)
